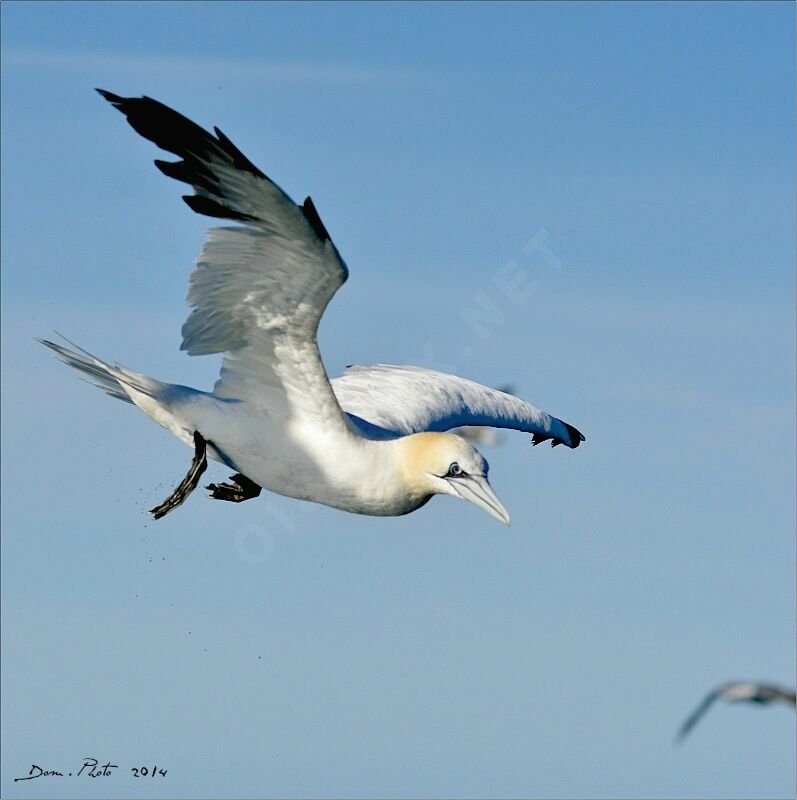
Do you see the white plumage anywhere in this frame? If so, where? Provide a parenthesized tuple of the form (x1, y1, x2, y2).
(42, 91, 585, 525)
(332, 366, 575, 442)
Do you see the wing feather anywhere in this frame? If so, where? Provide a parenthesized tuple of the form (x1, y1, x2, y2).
(676, 688, 723, 742)
(332, 365, 584, 447)
(99, 90, 350, 430)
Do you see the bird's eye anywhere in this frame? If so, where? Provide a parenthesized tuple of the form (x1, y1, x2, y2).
(446, 462, 463, 478)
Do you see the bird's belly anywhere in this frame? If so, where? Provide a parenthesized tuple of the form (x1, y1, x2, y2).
(233, 455, 423, 517)
(189, 413, 397, 514)
(236, 452, 426, 517)
(210, 432, 328, 502)
(181, 401, 426, 517)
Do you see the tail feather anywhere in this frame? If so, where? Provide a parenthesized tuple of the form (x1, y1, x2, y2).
(40, 335, 200, 450)
(39, 338, 134, 403)
(39, 336, 170, 403)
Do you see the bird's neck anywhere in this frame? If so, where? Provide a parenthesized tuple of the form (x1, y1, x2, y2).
(394, 432, 449, 491)
(328, 433, 440, 514)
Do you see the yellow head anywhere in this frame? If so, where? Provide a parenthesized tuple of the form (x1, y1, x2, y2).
(398, 432, 510, 525)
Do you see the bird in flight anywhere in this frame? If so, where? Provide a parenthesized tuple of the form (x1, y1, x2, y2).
(42, 90, 584, 524)
(676, 681, 796, 743)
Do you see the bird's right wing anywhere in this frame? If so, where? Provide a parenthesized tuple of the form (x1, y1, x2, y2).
(99, 91, 352, 433)
(331, 365, 584, 447)
(771, 687, 797, 704)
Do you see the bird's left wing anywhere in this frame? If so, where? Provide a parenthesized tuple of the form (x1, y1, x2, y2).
(99, 91, 351, 432)
(331, 365, 584, 447)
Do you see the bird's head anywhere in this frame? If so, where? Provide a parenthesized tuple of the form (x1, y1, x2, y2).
(399, 432, 510, 525)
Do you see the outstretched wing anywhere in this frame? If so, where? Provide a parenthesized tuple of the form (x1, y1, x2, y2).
(767, 687, 797, 705)
(331, 365, 584, 447)
(98, 90, 351, 432)
(676, 688, 725, 742)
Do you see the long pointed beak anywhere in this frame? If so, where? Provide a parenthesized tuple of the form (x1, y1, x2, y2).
(449, 474, 511, 526)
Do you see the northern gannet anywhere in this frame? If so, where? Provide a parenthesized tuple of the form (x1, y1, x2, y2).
(676, 681, 796, 742)
(41, 90, 585, 525)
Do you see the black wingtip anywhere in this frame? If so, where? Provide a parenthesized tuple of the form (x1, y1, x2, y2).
(563, 422, 585, 449)
(154, 158, 184, 181)
(96, 88, 125, 104)
(531, 423, 585, 449)
(182, 194, 257, 222)
(95, 89, 273, 212)
(301, 196, 332, 242)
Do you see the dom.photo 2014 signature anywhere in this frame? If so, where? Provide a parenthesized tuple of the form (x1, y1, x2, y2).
(14, 758, 167, 782)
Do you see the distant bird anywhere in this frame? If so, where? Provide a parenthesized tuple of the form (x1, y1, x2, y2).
(41, 91, 584, 524)
(676, 681, 796, 742)
(451, 424, 501, 447)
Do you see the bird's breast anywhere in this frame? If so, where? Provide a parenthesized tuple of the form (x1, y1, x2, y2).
(184, 398, 426, 516)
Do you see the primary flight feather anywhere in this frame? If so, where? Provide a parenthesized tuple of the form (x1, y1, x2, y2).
(42, 90, 585, 524)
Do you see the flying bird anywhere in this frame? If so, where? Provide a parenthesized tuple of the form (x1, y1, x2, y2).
(676, 681, 796, 742)
(42, 90, 585, 524)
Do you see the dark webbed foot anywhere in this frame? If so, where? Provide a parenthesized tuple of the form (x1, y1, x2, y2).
(206, 473, 262, 503)
(150, 431, 208, 520)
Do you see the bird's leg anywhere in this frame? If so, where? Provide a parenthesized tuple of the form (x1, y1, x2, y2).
(206, 473, 262, 503)
(149, 431, 208, 520)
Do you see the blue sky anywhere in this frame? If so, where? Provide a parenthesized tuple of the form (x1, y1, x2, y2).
(1, 2, 794, 798)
